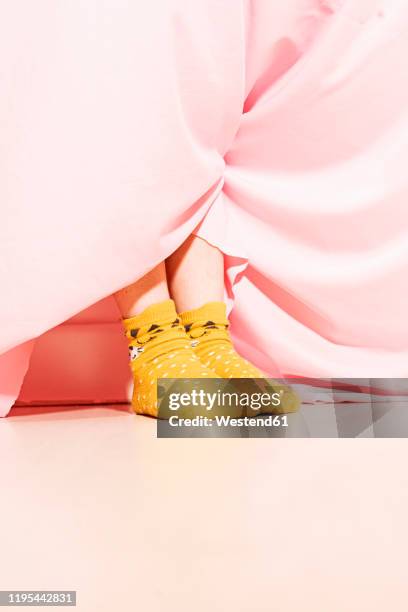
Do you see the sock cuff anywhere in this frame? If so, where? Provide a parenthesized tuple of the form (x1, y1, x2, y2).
(123, 299, 178, 330)
(179, 301, 228, 326)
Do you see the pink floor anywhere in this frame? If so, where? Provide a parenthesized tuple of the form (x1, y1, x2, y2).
(1, 404, 407, 611)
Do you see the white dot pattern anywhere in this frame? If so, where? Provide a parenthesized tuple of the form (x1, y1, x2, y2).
(130, 343, 218, 417)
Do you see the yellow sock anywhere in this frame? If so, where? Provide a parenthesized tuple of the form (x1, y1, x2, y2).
(179, 301, 300, 414)
(179, 301, 264, 377)
(123, 300, 217, 417)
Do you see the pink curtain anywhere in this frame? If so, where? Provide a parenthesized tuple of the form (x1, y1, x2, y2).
(1, 0, 408, 416)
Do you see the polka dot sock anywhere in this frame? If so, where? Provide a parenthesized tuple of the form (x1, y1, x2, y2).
(179, 301, 300, 414)
(122, 300, 218, 417)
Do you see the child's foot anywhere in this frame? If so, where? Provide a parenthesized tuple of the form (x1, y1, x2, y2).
(180, 301, 266, 377)
(122, 300, 218, 417)
(179, 301, 300, 414)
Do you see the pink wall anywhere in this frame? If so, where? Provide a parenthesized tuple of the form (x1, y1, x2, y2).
(17, 298, 132, 405)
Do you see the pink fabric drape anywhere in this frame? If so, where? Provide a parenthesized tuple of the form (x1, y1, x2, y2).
(1, 0, 408, 416)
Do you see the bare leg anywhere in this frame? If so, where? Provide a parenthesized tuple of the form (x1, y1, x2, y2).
(114, 261, 170, 318)
(165, 235, 224, 311)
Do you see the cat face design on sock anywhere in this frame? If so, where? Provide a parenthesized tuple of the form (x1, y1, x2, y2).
(129, 345, 145, 361)
(130, 323, 165, 344)
(130, 318, 182, 344)
(185, 320, 221, 339)
(129, 318, 182, 352)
